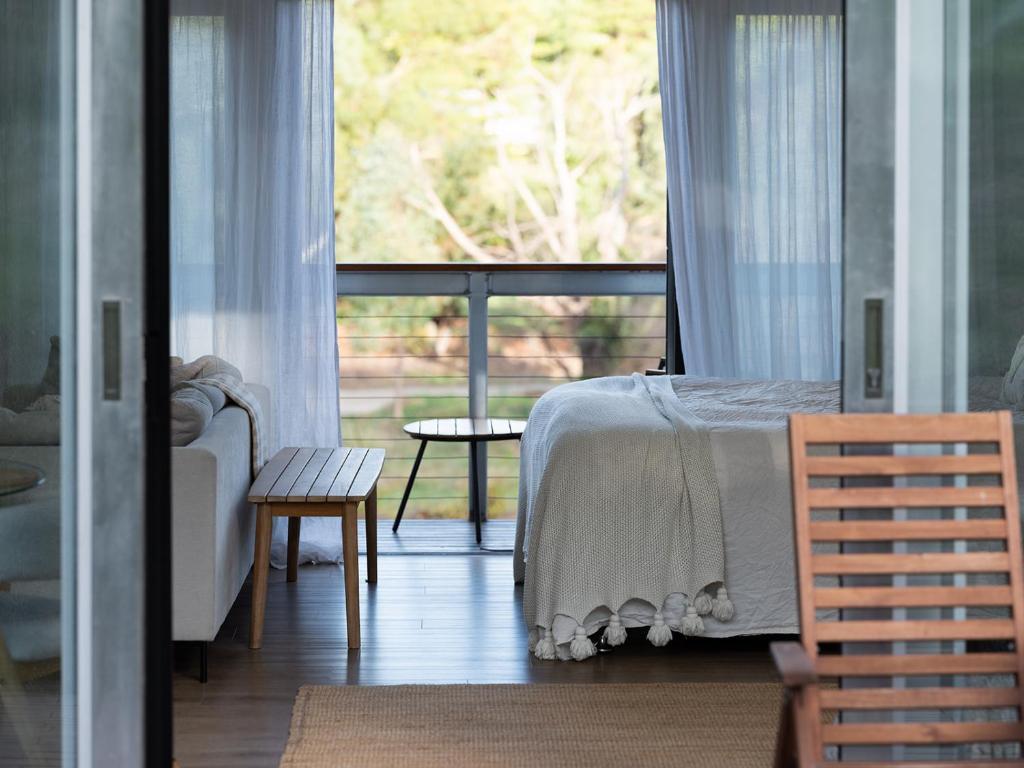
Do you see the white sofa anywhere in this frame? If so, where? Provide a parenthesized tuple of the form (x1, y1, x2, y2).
(171, 383, 270, 669)
(1, 377, 270, 679)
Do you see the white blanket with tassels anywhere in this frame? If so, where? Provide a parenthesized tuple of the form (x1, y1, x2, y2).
(515, 374, 732, 661)
(515, 374, 840, 661)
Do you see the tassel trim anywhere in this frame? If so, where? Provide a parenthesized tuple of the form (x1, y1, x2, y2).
(534, 586, 734, 662)
(647, 612, 673, 647)
(712, 587, 735, 622)
(693, 590, 713, 616)
(603, 613, 628, 647)
(534, 628, 556, 661)
(570, 626, 596, 661)
(681, 605, 704, 636)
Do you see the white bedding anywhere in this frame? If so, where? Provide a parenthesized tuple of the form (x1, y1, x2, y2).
(514, 375, 839, 658)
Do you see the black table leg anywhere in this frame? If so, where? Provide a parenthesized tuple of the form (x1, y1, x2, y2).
(470, 441, 482, 544)
(393, 439, 427, 533)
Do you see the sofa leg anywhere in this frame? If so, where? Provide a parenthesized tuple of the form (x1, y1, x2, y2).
(198, 641, 208, 684)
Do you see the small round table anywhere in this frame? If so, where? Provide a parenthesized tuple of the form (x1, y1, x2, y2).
(393, 418, 526, 543)
(0, 459, 45, 497)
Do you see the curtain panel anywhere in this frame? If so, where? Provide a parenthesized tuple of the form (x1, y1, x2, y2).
(170, 0, 340, 563)
(657, 0, 843, 381)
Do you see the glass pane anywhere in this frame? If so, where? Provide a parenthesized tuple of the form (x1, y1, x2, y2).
(964, 1, 1024, 410)
(956, 12, 1024, 758)
(842, 1, 1024, 762)
(0, 0, 75, 763)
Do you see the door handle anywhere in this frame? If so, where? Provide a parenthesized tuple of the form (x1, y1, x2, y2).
(864, 298, 883, 399)
(102, 300, 121, 401)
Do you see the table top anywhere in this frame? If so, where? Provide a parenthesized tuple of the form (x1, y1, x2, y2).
(403, 418, 526, 443)
(249, 446, 385, 504)
(0, 459, 45, 498)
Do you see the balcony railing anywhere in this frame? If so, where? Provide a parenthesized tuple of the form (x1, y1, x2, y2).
(336, 262, 667, 523)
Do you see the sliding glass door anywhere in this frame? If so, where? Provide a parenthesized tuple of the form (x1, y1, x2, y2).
(844, 0, 1024, 418)
(842, 2, 1024, 763)
(1, 1, 78, 762)
(1, 0, 162, 764)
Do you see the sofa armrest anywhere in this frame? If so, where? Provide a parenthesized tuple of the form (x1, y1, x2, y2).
(172, 406, 255, 642)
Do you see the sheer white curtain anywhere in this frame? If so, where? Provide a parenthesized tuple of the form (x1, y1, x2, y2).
(171, 0, 342, 564)
(657, 0, 842, 381)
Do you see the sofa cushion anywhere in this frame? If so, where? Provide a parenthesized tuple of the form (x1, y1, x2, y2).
(0, 406, 60, 445)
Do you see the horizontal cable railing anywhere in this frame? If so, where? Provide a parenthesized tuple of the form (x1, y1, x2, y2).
(337, 262, 666, 521)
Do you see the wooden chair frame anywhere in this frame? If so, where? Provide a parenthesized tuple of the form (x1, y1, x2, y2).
(775, 412, 1024, 767)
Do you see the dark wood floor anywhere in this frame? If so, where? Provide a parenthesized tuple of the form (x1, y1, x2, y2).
(173, 522, 780, 767)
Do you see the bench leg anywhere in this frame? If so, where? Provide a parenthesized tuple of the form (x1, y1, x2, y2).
(249, 503, 272, 649)
(341, 503, 361, 649)
(365, 487, 378, 584)
(287, 517, 301, 583)
(393, 440, 427, 533)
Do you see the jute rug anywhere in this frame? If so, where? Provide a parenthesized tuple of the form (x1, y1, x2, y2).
(279, 682, 782, 767)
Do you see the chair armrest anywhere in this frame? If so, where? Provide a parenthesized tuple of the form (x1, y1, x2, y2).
(771, 641, 818, 689)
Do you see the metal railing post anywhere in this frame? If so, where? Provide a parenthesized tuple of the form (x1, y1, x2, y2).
(468, 271, 488, 524)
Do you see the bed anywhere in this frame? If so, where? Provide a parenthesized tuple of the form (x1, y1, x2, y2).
(514, 371, 1024, 661)
(513, 374, 839, 661)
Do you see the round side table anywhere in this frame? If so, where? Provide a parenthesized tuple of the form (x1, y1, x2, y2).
(0, 459, 45, 498)
(393, 418, 526, 543)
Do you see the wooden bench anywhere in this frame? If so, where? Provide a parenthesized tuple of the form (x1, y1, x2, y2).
(247, 446, 385, 650)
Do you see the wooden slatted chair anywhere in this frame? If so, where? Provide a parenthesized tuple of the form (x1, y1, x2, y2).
(774, 411, 1024, 767)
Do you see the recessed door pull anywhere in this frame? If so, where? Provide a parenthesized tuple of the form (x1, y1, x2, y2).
(102, 300, 121, 401)
(864, 298, 883, 399)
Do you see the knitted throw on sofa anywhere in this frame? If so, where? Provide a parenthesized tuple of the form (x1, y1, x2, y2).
(171, 355, 267, 474)
(514, 373, 733, 661)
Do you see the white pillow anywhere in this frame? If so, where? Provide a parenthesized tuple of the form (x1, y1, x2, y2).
(1002, 334, 1024, 405)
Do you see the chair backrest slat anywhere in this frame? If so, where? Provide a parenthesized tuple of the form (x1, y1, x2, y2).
(814, 584, 1013, 609)
(814, 651, 1018, 678)
(811, 551, 1010, 575)
(805, 453, 1004, 477)
(788, 411, 1024, 762)
(798, 412, 1003, 444)
(809, 519, 1007, 541)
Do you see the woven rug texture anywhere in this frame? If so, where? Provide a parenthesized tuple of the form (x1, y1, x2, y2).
(279, 682, 782, 767)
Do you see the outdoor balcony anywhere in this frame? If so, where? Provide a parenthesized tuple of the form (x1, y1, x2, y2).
(335, 261, 668, 532)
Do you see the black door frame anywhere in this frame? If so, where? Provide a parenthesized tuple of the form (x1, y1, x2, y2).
(144, 0, 173, 764)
